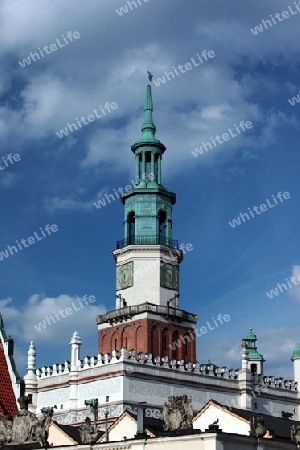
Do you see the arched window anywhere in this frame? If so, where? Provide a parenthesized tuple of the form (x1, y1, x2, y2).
(127, 211, 135, 244)
(158, 210, 167, 244)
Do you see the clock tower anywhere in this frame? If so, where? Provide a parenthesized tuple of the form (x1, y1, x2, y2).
(97, 81, 197, 362)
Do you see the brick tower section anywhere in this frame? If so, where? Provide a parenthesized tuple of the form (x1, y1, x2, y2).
(98, 318, 196, 363)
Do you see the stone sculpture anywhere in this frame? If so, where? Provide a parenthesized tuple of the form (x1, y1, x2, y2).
(163, 395, 193, 431)
(249, 416, 266, 438)
(0, 396, 53, 447)
(79, 417, 100, 444)
(291, 424, 300, 445)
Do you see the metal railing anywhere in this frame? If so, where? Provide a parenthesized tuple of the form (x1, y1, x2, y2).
(116, 235, 178, 249)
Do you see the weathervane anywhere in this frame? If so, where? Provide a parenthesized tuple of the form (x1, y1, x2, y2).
(147, 71, 153, 82)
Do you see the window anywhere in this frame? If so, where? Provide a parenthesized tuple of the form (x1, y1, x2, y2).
(158, 210, 167, 243)
(128, 212, 135, 244)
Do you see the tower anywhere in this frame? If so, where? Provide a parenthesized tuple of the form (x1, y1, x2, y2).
(292, 343, 300, 385)
(97, 82, 197, 362)
(241, 328, 264, 376)
(292, 343, 300, 419)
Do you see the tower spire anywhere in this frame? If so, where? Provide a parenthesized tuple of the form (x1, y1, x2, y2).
(141, 84, 156, 142)
(137, 83, 160, 144)
(131, 79, 166, 188)
(98, 79, 197, 365)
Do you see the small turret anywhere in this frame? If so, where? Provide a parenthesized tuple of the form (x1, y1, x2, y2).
(292, 343, 300, 385)
(241, 328, 265, 375)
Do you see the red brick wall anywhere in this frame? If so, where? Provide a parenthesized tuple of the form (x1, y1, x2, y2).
(98, 318, 196, 362)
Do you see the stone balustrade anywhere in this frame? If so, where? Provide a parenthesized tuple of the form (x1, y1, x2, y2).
(261, 374, 297, 391)
(34, 349, 298, 392)
(35, 348, 240, 380)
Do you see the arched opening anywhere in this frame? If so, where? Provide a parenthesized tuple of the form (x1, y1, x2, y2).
(183, 333, 190, 359)
(102, 334, 109, 354)
(172, 331, 179, 360)
(121, 326, 131, 349)
(111, 332, 120, 352)
(136, 326, 144, 354)
(127, 211, 135, 245)
(151, 325, 159, 356)
(250, 363, 257, 374)
(145, 152, 152, 182)
(158, 210, 167, 244)
(161, 328, 169, 356)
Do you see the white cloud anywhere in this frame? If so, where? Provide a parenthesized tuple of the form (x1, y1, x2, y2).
(44, 196, 93, 213)
(0, 294, 106, 348)
(199, 327, 299, 380)
(0, 172, 20, 188)
(0, 0, 297, 177)
(289, 265, 300, 302)
(43, 187, 108, 213)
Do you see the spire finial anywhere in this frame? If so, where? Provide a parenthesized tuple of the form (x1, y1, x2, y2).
(147, 71, 153, 82)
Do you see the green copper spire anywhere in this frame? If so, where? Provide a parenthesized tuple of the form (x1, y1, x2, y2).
(131, 79, 167, 187)
(135, 84, 161, 145)
(292, 343, 300, 359)
(117, 80, 177, 247)
(244, 327, 264, 360)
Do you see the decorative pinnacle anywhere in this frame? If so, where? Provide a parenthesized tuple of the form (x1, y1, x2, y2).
(28, 341, 36, 355)
(69, 330, 82, 346)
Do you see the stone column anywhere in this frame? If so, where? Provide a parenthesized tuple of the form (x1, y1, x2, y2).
(150, 152, 155, 183)
(157, 156, 161, 185)
(141, 152, 146, 187)
(135, 154, 140, 184)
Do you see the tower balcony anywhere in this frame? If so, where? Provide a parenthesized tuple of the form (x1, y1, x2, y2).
(116, 235, 178, 250)
(96, 302, 198, 325)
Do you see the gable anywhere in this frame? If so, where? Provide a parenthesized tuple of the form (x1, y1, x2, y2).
(193, 403, 249, 435)
(97, 413, 138, 443)
(48, 422, 78, 446)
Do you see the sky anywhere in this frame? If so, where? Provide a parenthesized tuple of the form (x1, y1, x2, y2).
(0, 0, 299, 380)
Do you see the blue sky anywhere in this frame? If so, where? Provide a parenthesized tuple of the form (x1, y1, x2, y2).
(0, 0, 299, 380)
